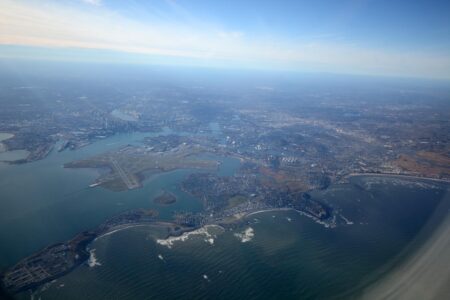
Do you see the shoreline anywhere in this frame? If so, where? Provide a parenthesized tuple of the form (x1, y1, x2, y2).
(97, 221, 188, 240)
(244, 207, 293, 218)
(3, 173, 444, 294)
(236, 207, 337, 228)
(345, 172, 450, 184)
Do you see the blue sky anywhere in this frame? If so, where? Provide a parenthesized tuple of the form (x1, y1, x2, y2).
(1, 0, 450, 79)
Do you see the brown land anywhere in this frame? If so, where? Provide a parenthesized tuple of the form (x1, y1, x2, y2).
(393, 151, 450, 178)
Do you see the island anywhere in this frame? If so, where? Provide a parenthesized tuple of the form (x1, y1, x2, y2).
(1, 188, 335, 295)
(153, 190, 177, 205)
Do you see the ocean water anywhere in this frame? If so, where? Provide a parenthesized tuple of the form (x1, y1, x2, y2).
(19, 176, 450, 300)
(1, 130, 448, 299)
(0, 130, 239, 269)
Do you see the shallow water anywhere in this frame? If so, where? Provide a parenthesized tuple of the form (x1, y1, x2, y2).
(0, 149, 29, 162)
(1, 128, 448, 299)
(22, 176, 449, 300)
(0, 132, 14, 142)
(0, 130, 239, 269)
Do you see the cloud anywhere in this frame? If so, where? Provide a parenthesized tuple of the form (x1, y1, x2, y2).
(0, 0, 449, 79)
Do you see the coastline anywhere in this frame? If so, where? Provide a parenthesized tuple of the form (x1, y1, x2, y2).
(345, 172, 450, 184)
(244, 207, 293, 218)
(4, 172, 443, 294)
(0, 212, 191, 294)
(234, 207, 337, 228)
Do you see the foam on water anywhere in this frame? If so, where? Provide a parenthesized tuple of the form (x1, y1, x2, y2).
(27, 175, 449, 300)
(340, 214, 354, 225)
(234, 227, 254, 243)
(88, 249, 102, 267)
(156, 225, 223, 248)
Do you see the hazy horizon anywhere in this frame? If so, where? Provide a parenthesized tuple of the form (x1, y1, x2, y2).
(1, 0, 450, 79)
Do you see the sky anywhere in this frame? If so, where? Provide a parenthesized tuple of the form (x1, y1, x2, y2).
(1, 0, 450, 79)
